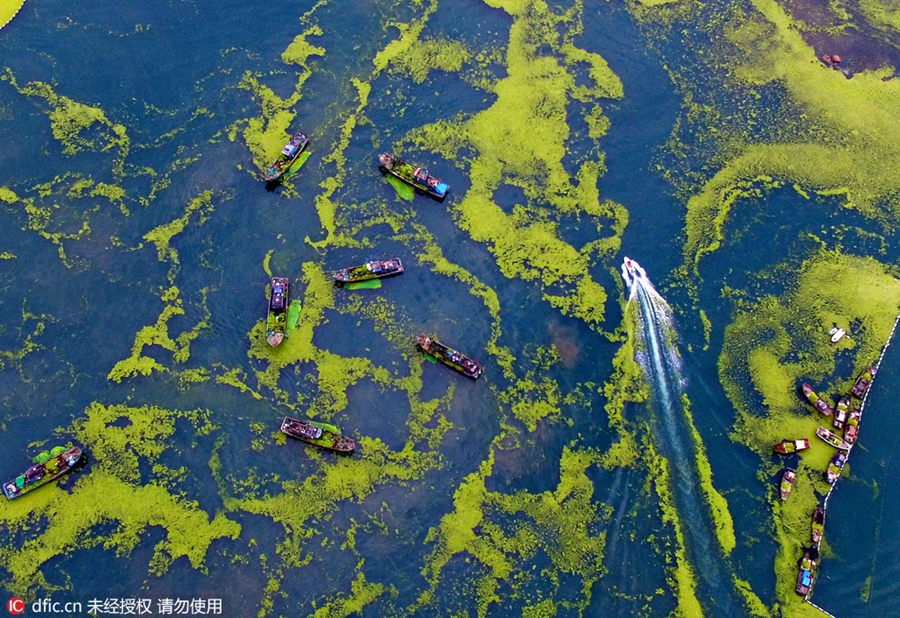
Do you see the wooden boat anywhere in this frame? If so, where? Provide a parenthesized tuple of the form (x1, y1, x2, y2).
(811, 506, 825, 544)
(833, 395, 850, 429)
(780, 467, 796, 500)
(378, 153, 449, 200)
(796, 545, 818, 596)
(281, 416, 355, 452)
(266, 277, 290, 347)
(851, 366, 876, 398)
(816, 426, 851, 451)
(801, 383, 833, 416)
(3, 446, 83, 500)
(773, 439, 810, 454)
(264, 130, 310, 182)
(844, 414, 860, 445)
(416, 334, 483, 379)
(333, 258, 403, 284)
(825, 451, 847, 485)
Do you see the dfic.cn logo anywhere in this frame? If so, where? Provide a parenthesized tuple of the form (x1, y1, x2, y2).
(7, 597, 25, 615)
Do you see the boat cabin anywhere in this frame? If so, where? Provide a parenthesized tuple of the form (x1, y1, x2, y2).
(270, 285, 286, 311)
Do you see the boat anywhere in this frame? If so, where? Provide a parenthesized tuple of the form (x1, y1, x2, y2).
(773, 439, 810, 454)
(333, 258, 403, 284)
(833, 395, 850, 429)
(378, 153, 448, 200)
(801, 383, 833, 416)
(796, 545, 819, 596)
(851, 366, 876, 398)
(811, 506, 825, 544)
(621, 257, 648, 288)
(3, 446, 83, 500)
(829, 326, 846, 343)
(815, 426, 851, 451)
(416, 334, 483, 379)
(281, 416, 355, 453)
(266, 277, 290, 347)
(264, 130, 310, 182)
(825, 451, 848, 485)
(844, 415, 860, 445)
(780, 467, 796, 500)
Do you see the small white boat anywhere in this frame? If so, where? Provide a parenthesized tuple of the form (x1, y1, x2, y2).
(829, 326, 846, 343)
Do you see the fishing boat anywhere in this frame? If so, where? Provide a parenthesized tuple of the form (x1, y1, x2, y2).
(811, 506, 825, 544)
(851, 366, 876, 398)
(3, 446, 83, 500)
(780, 467, 796, 500)
(773, 439, 810, 454)
(816, 426, 851, 451)
(416, 334, 483, 379)
(264, 130, 310, 182)
(266, 277, 290, 347)
(833, 395, 850, 429)
(801, 383, 833, 416)
(378, 153, 449, 200)
(281, 416, 355, 453)
(825, 451, 848, 485)
(796, 546, 819, 596)
(333, 258, 403, 284)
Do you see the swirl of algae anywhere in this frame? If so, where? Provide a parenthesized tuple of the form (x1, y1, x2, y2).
(641, 0, 900, 270)
(0, 402, 239, 597)
(399, 0, 627, 327)
(718, 249, 900, 612)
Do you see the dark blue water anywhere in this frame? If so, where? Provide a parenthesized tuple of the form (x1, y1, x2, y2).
(1, 1, 898, 617)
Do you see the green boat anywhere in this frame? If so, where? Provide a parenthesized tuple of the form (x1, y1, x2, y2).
(264, 130, 310, 182)
(281, 416, 355, 453)
(378, 153, 449, 200)
(416, 334, 483, 379)
(266, 277, 289, 347)
(3, 446, 83, 500)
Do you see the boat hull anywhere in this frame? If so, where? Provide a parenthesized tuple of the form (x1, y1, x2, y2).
(816, 426, 851, 450)
(416, 334, 483, 379)
(780, 467, 796, 500)
(333, 258, 404, 283)
(266, 277, 290, 347)
(281, 417, 355, 452)
(264, 130, 310, 182)
(851, 366, 876, 398)
(801, 383, 833, 416)
(4, 446, 83, 500)
(379, 153, 448, 200)
(825, 451, 847, 485)
(774, 439, 810, 454)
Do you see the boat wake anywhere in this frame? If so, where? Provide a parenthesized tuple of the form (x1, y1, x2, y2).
(623, 258, 743, 617)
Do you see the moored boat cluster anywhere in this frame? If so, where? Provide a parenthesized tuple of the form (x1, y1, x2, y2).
(771, 364, 877, 597)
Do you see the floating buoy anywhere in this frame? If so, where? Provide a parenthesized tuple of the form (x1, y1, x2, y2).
(832, 54, 842, 64)
(822, 54, 832, 63)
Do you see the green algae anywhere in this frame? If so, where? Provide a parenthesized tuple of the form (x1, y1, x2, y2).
(414, 445, 608, 616)
(310, 571, 389, 617)
(388, 37, 471, 84)
(0, 307, 48, 371)
(108, 286, 211, 382)
(0, 402, 239, 596)
(344, 279, 383, 290)
(141, 190, 217, 279)
(681, 394, 736, 556)
(859, 0, 900, 31)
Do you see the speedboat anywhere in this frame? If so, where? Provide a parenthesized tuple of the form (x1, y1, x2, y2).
(621, 257, 647, 287)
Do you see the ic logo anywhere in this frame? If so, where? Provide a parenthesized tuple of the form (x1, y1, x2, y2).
(6, 597, 24, 615)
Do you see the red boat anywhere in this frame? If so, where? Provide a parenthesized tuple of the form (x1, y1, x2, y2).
(773, 439, 810, 454)
(833, 395, 850, 429)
